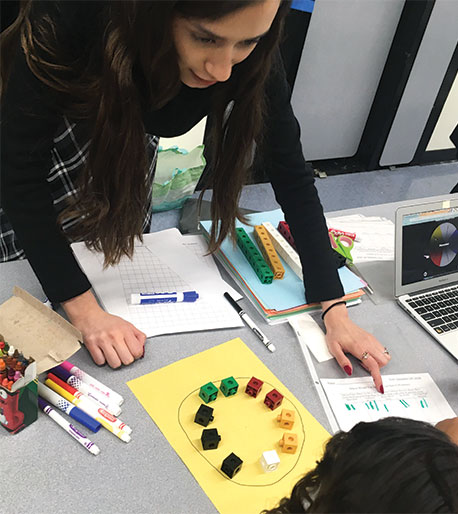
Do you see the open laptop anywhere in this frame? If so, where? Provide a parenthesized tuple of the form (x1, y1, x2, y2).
(395, 197, 458, 360)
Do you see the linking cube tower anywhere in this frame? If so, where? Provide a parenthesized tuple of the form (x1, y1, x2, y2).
(262, 221, 303, 279)
(253, 225, 285, 279)
(236, 227, 274, 284)
(277, 221, 296, 250)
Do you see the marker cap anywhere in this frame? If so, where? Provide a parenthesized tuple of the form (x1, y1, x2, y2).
(70, 407, 102, 433)
(183, 291, 199, 302)
(50, 365, 73, 383)
(89, 444, 101, 456)
(60, 361, 74, 373)
(131, 294, 141, 305)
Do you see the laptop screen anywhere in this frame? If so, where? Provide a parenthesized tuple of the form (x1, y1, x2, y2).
(401, 206, 458, 286)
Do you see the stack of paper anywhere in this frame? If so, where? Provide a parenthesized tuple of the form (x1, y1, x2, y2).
(200, 209, 366, 324)
(326, 214, 395, 263)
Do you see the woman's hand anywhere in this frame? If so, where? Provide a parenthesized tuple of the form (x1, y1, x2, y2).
(435, 417, 458, 445)
(322, 299, 391, 393)
(62, 290, 146, 368)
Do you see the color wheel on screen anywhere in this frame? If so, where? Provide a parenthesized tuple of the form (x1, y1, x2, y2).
(430, 222, 458, 267)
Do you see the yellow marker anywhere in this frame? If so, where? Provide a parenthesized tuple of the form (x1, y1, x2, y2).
(254, 225, 285, 279)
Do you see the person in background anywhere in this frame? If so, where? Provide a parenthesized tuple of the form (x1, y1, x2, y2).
(263, 416, 458, 514)
(1, 1, 389, 387)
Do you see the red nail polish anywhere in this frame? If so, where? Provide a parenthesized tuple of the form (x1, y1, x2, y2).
(344, 365, 352, 376)
(141, 347, 145, 359)
(380, 385, 384, 394)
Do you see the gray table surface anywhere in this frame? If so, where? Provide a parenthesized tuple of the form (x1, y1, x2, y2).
(1, 190, 457, 514)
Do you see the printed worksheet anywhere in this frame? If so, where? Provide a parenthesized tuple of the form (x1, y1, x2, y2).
(321, 374, 456, 432)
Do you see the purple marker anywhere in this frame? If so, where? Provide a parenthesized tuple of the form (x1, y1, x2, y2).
(37, 382, 101, 433)
(38, 397, 100, 456)
(50, 366, 121, 417)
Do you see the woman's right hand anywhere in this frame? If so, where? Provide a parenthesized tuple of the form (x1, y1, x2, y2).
(62, 290, 146, 368)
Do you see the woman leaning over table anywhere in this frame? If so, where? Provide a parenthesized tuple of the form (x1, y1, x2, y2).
(0, 0, 390, 388)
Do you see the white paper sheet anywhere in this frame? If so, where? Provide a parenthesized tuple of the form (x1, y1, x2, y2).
(180, 234, 242, 301)
(72, 229, 243, 337)
(289, 313, 333, 362)
(321, 374, 456, 432)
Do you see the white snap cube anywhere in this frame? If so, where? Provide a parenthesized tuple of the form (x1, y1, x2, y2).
(260, 450, 280, 472)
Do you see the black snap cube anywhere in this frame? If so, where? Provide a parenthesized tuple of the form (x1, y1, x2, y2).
(201, 428, 221, 450)
(194, 404, 214, 427)
(221, 452, 243, 479)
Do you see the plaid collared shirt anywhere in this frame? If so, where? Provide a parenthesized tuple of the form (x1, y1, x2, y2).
(0, 117, 158, 261)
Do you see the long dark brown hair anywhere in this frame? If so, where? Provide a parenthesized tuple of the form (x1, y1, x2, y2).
(1, 0, 290, 265)
(263, 417, 458, 513)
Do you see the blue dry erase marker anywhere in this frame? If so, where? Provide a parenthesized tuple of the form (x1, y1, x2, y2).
(130, 291, 199, 305)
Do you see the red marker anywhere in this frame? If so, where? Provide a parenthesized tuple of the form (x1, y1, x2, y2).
(47, 373, 79, 396)
(328, 227, 361, 242)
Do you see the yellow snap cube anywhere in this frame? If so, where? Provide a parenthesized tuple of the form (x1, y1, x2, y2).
(276, 408, 295, 429)
(279, 432, 298, 454)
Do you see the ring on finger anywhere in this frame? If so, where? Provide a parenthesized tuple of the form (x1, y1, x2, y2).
(383, 347, 390, 355)
(361, 351, 369, 360)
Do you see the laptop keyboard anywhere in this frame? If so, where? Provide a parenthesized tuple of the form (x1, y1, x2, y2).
(406, 285, 458, 335)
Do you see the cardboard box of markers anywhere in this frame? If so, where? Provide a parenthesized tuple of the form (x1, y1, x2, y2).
(0, 287, 81, 434)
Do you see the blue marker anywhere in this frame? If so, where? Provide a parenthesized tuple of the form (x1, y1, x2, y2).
(37, 383, 101, 433)
(131, 291, 199, 305)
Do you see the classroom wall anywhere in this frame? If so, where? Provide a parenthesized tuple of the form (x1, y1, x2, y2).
(291, 0, 405, 161)
(426, 72, 458, 152)
(380, 0, 458, 166)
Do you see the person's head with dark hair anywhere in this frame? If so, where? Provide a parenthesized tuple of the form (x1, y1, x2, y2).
(264, 417, 458, 514)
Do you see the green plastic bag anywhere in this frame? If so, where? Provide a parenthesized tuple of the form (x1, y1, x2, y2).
(152, 145, 206, 212)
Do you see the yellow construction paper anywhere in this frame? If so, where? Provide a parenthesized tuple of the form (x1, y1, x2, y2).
(127, 338, 330, 514)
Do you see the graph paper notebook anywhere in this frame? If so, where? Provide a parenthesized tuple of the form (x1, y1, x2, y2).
(72, 229, 244, 337)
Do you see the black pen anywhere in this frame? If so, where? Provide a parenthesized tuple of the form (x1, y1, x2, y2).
(224, 292, 276, 352)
